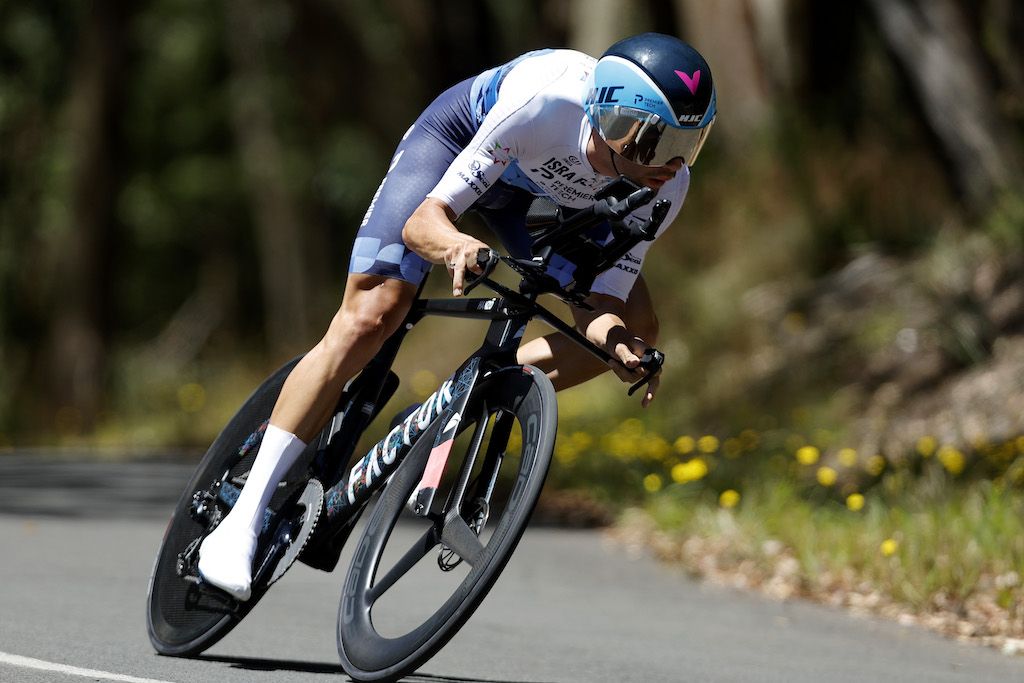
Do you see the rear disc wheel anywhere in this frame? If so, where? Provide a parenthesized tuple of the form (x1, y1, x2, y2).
(146, 356, 318, 656)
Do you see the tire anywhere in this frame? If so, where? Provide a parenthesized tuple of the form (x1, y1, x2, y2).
(337, 366, 557, 682)
(146, 355, 318, 656)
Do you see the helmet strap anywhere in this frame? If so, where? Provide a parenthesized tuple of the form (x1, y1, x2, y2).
(610, 146, 622, 177)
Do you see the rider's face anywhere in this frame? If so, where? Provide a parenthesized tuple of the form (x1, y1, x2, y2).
(589, 131, 683, 190)
(615, 153, 684, 190)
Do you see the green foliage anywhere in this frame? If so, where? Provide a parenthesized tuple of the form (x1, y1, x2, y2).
(1, 2, 1021, 469)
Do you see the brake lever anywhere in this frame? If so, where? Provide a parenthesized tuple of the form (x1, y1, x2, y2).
(627, 348, 665, 397)
(463, 248, 500, 295)
(607, 186, 655, 220)
(643, 199, 671, 239)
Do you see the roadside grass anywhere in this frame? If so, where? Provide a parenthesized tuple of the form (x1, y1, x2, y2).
(548, 410, 1024, 650)
(640, 477, 1024, 612)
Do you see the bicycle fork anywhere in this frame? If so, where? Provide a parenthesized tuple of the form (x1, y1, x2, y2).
(408, 304, 532, 519)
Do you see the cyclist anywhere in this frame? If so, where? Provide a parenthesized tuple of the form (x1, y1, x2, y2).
(199, 32, 717, 600)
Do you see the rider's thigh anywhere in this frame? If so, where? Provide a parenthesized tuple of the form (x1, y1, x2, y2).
(622, 275, 659, 344)
(323, 273, 418, 354)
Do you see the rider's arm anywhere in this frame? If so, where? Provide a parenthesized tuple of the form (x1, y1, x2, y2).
(571, 293, 646, 374)
(403, 198, 490, 297)
(571, 293, 660, 407)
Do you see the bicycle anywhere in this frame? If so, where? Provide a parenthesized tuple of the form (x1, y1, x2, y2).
(146, 176, 669, 682)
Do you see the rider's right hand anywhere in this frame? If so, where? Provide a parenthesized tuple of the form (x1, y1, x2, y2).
(607, 334, 661, 408)
(444, 236, 492, 296)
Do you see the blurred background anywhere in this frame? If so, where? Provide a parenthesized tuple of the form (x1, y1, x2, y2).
(2, 0, 1024, 641)
(3, 0, 1024, 472)
(2, 0, 1022, 447)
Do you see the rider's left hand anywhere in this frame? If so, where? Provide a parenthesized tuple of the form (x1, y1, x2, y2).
(443, 236, 491, 297)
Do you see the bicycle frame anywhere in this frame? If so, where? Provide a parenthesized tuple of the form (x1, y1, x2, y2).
(313, 275, 618, 533)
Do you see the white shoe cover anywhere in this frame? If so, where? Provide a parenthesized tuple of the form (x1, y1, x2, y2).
(198, 522, 257, 601)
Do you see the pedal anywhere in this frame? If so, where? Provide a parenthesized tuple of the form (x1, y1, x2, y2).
(175, 538, 238, 615)
(175, 537, 202, 581)
(188, 490, 224, 526)
(183, 579, 243, 614)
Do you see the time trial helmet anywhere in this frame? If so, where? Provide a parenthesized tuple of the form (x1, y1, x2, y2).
(584, 33, 716, 167)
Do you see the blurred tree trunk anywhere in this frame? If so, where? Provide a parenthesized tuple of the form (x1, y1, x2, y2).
(982, 0, 1024, 125)
(568, 0, 636, 57)
(674, 0, 773, 144)
(868, 0, 1023, 213)
(43, 0, 127, 432)
(224, 0, 309, 354)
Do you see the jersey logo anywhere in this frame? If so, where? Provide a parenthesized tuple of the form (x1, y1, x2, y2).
(675, 69, 701, 95)
(487, 141, 512, 167)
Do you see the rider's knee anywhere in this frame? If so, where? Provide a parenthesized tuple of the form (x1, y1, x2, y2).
(332, 299, 402, 350)
(339, 307, 391, 346)
(318, 303, 393, 366)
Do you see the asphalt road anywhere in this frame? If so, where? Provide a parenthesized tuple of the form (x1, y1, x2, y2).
(1, 454, 1023, 683)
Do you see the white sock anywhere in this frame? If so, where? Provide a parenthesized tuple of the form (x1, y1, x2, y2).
(198, 424, 307, 600)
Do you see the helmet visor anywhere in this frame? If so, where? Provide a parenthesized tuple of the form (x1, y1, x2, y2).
(590, 106, 715, 167)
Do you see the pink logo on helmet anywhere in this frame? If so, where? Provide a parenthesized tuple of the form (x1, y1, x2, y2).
(675, 69, 701, 95)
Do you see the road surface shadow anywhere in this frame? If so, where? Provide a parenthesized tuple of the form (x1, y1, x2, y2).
(195, 654, 552, 682)
(194, 653, 344, 674)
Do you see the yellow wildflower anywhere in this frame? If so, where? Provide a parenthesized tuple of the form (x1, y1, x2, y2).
(674, 435, 695, 454)
(603, 432, 634, 460)
(880, 538, 898, 557)
(796, 446, 820, 465)
(719, 489, 741, 508)
(938, 446, 965, 476)
(916, 436, 937, 457)
(671, 457, 708, 484)
(697, 435, 720, 454)
(643, 435, 671, 460)
(555, 442, 579, 466)
(643, 474, 663, 493)
(865, 454, 886, 476)
(816, 466, 837, 486)
(570, 431, 593, 450)
(846, 493, 865, 511)
(620, 418, 644, 436)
